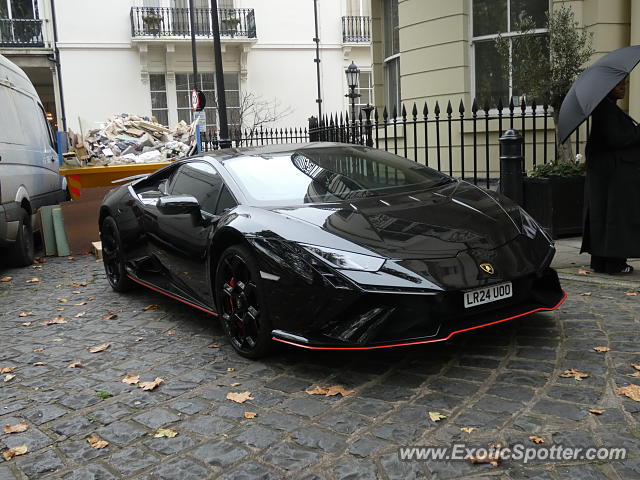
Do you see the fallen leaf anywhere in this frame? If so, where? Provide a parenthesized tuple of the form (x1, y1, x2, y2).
(32, 362, 46, 366)
(26, 277, 40, 283)
(230, 382, 241, 387)
(0, 276, 13, 282)
(57, 298, 68, 303)
(18, 312, 33, 317)
(32, 265, 42, 270)
(227, 391, 254, 403)
(56, 307, 65, 311)
(74, 302, 87, 306)
(87, 343, 111, 353)
(134, 337, 144, 342)
(4, 374, 15, 382)
(67, 256, 76, 260)
(624, 291, 638, 296)
(72, 282, 87, 287)
(32, 348, 44, 352)
(617, 384, 640, 402)
(122, 375, 140, 385)
(227, 367, 235, 372)
(469, 445, 500, 467)
(2, 444, 27, 460)
(139, 377, 163, 391)
(580, 292, 592, 296)
(460, 427, 476, 433)
(143, 304, 159, 311)
(154, 428, 178, 438)
(3, 421, 29, 434)
(428, 412, 447, 422)
(72, 290, 81, 294)
(102, 313, 117, 320)
(632, 364, 640, 372)
(578, 268, 590, 276)
(67, 362, 82, 368)
(529, 435, 545, 444)
(559, 368, 590, 381)
(627, 372, 640, 377)
(40, 315, 67, 326)
(75, 312, 86, 318)
(34, 257, 46, 263)
(87, 435, 108, 449)
(244, 411, 257, 419)
(0, 367, 14, 374)
(589, 409, 605, 415)
(167, 330, 176, 335)
(207, 344, 220, 348)
(305, 385, 355, 397)
(95, 391, 112, 399)
(86, 296, 95, 301)
(55, 284, 62, 288)
(593, 346, 610, 353)
(21, 322, 32, 326)
(53, 338, 63, 342)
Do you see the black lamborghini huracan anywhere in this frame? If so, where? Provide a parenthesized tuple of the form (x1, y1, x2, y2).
(99, 143, 566, 358)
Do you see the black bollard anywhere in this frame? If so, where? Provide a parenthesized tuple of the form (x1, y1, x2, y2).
(499, 129, 524, 205)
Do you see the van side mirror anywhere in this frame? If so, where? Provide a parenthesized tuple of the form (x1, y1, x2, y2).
(156, 195, 201, 215)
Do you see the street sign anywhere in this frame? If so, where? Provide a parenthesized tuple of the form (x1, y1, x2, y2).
(191, 89, 206, 112)
(193, 110, 207, 130)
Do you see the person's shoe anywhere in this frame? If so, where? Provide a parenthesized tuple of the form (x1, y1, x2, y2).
(608, 264, 634, 275)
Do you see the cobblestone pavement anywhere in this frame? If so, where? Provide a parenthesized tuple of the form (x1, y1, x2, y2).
(0, 255, 639, 480)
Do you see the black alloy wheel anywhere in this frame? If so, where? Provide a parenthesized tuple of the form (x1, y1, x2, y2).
(100, 216, 133, 292)
(215, 244, 273, 358)
(6, 208, 34, 267)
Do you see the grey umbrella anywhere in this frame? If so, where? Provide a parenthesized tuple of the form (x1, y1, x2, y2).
(558, 45, 640, 144)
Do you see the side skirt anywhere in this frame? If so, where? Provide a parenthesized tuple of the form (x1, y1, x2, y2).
(127, 274, 218, 317)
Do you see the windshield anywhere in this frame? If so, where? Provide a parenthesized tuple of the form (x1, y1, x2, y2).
(223, 146, 453, 206)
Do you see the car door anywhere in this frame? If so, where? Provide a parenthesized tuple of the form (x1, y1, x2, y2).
(150, 161, 227, 305)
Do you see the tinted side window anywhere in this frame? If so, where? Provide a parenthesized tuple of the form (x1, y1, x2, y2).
(170, 162, 223, 214)
(216, 185, 237, 214)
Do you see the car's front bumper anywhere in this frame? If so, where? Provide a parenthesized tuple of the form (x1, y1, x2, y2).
(269, 267, 566, 350)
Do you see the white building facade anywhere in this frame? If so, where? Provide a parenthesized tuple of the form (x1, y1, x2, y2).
(3, 0, 372, 135)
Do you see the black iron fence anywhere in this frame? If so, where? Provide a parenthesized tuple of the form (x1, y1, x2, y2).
(200, 126, 309, 151)
(309, 98, 589, 188)
(130, 7, 256, 39)
(342, 16, 371, 43)
(0, 18, 44, 47)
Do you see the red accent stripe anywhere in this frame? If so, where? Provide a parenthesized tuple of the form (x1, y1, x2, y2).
(127, 274, 219, 317)
(272, 290, 568, 351)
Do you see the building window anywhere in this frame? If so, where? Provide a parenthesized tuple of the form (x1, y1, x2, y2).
(175, 72, 240, 133)
(383, 0, 400, 116)
(472, 0, 549, 107)
(149, 74, 168, 126)
(346, 0, 370, 17)
(1, 0, 39, 19)
(356, 70, 373, 116)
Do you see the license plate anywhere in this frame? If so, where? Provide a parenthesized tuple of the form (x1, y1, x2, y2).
(464, 282, 512, 308)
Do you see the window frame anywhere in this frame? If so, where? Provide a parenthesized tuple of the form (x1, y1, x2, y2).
(470, 0, 549, 109)
(383, 0, 400, 118)
(149, 73, 169, 127)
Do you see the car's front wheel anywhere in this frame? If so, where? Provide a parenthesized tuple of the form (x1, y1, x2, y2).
(215, 244, 273, 358)
(5, 208, 34, 267)
(100, 216, 133, 292)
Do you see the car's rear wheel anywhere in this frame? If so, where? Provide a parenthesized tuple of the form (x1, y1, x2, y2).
(100, 216, 133, 292)
(215, 244, 273, 358)
(6, 208, 34, 267)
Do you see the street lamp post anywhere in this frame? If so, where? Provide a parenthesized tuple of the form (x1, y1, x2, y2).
(345, 61, 361, 143)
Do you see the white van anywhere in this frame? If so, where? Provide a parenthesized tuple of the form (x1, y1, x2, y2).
(0, 54, 66, 266)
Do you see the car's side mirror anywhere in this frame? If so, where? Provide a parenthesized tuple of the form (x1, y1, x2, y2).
(156, 195, 201, 215)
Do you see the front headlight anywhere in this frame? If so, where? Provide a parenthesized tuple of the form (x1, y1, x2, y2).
(299, 243, 385, 272)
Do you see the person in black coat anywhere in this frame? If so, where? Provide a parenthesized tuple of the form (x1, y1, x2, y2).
(581, 79, 640, 274)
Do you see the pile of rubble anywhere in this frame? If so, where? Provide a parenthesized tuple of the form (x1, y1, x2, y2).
(64, 114, 197, 167)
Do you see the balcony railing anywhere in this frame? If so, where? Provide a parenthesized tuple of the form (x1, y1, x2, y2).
(0, 18, 44, 47)
(342, 16, 371, 43)
(131, 7, 256, 39)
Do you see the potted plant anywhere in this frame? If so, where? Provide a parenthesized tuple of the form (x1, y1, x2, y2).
(142, 9, 163, 35)
(495, 5, 594, 237)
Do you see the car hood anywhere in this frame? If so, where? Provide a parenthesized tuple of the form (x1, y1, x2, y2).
(269, 181, 521, 260)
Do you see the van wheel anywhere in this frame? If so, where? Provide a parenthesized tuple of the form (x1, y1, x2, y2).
(6, 209, 34, 267)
